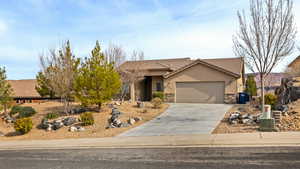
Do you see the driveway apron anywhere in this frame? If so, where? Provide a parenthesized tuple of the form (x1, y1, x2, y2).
(119, 103, 232, 137)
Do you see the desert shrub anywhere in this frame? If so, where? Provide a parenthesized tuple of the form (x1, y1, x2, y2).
(45, 112, 59, 119)
(152, 92, 164, 101)
(264, 93, 277, 110)
(14, 118, 33, 134)
(10, 105, 23, 116)
(151, 97, 163, 109)
(18, 106, 37, 118)
(80, 112, 94, 126)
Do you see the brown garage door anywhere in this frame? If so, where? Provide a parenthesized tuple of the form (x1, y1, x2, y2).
(176, 82, 225, 103)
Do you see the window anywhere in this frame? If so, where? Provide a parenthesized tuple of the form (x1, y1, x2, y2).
(156, 82, 162, 91)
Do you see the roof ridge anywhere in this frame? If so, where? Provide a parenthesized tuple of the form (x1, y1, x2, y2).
(203, 57, 242, 60)
(164, 59, 240, 78)
(8, 79, 36, 81)
(125, 57, 191, 62)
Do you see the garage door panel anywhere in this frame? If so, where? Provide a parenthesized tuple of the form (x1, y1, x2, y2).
(176, 82, 224, 103)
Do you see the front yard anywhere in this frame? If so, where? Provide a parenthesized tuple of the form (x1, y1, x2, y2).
(213, 99, 300, 134)
(0, 101, 168, 140)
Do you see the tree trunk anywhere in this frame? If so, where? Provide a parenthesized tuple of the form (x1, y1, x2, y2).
(3, 104, 7, 115)
(98, 103, 102, 112)
(260, 73, 265, 114)
(130, 82, 135, 102)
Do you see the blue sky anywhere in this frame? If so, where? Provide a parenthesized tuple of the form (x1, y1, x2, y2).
(0, 0, 300, 79)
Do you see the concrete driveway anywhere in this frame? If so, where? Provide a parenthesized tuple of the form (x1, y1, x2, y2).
(119, 103, 232, 137)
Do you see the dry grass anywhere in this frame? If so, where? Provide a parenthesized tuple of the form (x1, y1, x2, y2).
(0, 101, 169, 140)
(212, 104, 260, 134)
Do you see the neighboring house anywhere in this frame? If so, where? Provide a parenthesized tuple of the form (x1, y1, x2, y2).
(288, 55, 300, 70)
(8, 79, 43, 103)
(246, 73, 286, 95)
(119, 57, 245, 104)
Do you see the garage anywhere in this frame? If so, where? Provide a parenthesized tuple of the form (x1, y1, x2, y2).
(175, 82, 225, 103)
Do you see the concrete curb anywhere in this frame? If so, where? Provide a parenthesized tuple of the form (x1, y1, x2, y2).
(1, 132, 300, 150)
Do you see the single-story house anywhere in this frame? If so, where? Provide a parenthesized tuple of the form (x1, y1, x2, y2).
(288, 55, 300, 70)
(119, 57, 245, 104)
(8, 79, 44, 103)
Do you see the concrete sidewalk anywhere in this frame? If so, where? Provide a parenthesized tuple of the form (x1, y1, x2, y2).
(1, 132, 300, 150)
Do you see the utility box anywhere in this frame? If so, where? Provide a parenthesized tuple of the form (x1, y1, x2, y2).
(259, 105, 276, 131)
(259, 118, 276, 132)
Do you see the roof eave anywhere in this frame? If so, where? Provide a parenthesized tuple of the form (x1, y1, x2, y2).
(163, 59, 241, 79)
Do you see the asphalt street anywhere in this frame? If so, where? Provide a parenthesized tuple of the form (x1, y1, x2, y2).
(1, 147, 300, 169)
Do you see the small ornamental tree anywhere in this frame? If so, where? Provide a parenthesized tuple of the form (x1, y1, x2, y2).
(75, 41, 121, 110)
(0, 67, 13, 114)
(245, 74, 257, 97)
(39, 41, 79, 114)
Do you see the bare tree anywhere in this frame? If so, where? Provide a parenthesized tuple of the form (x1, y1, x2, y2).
(118, 50, 145, 102)
(130, 50, 144, 61)
(104, 43, 127, 68)
(39, 41, 79, 114)
(233, 0, 296, 113)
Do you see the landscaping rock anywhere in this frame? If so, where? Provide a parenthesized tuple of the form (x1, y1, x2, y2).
(4, 115, 15, 123)
(229, 120, 238, 125)
(114, 101, 121, 106)
(72, 107, 87, 114)
(0, 131, 4, 137)
(69, 126, 77, 132)
(63, 117, 77, 126)
(128, 118, 136, 125)
(46, 124, 53, 131)
(137, 101, 144, 108)
(40, 118, 50, 129)
(120, 122, 130, 128)
(113, 119, 122, 126)
(228, 112, 240, 124)
(77, 126, 85, 132)
(242, 119, 253, 125)
(107, 123, 117, 129)
(53, 120, 64, 130)
(134, 117, 142, 122)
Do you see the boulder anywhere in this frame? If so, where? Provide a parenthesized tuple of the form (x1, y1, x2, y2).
(72, 107, 87, 114)
(4, 115, 15, 123)
(242, 119, 253, 125)
(106, 123, 117, 129)
(134, 117, 142, 122)
(77, 126, 85, 132)
(46, 124, 53, 131)
(114, 101, 121, 106)
(229, 112, 240, 123)
(40, 118, 50, 129)
(53, 120, 64, 130)
(128, 118, 135, 125)
(113, 119, 122, 126)
(241, 114, 249, 119)
(229, 120, 238, 125)
(69, 126, 77, 132)
(120, 122, 130, 128)
(63, 117, 77, 126)
(137, 101, 144, 108)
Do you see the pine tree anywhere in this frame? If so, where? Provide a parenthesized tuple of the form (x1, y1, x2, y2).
(35, 71, 55, 98)
(0, 67, 13, 114)
(245, 74, 257, 97)
(75, 41, 121, 110)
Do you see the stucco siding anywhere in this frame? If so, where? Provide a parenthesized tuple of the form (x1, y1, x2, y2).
(163, 63, 239, 103)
